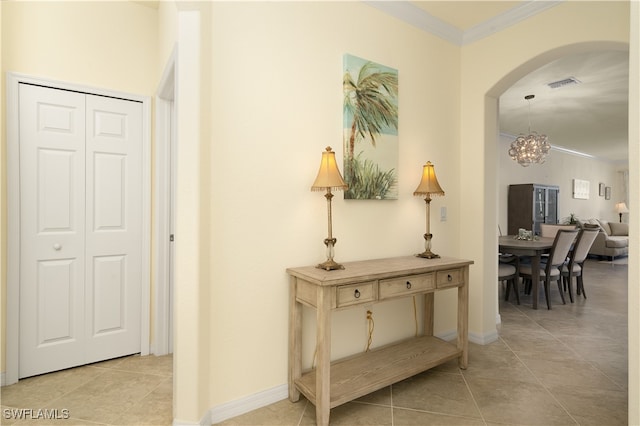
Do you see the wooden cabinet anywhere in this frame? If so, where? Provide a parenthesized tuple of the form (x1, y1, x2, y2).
(287, 256, 473, 426)
(508, 183, 559, 236)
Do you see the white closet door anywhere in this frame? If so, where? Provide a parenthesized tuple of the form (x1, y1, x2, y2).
(85, 94, 142, 362)
(19, 84, 87, 378)
(18, 84, 143, 378)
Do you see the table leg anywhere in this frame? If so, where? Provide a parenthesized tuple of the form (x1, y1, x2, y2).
(288, 276, 301, 402)
(532, 254, 540, 310)
(423, 293, 434, 336)
(315, 286, 332, 426)
(457, 267, 469, 369)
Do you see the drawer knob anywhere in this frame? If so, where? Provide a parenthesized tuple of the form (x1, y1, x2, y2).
(448, 274, 453, 281)
(354, 289, 361, 298)
(406, 281, 412, 289)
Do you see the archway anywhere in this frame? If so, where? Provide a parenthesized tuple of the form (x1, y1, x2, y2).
(485, 41, 629, 322)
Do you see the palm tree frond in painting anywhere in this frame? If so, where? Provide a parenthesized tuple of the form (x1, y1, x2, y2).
(344, 61, 398, 160)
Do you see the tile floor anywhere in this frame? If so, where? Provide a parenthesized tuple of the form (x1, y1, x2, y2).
(1, 354, 173, 425)
(1, 259, 627, 425)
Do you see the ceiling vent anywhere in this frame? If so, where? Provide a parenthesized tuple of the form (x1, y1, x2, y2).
(547, 77, 581, 89)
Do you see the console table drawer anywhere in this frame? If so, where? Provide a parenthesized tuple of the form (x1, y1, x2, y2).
(379, 273, 435, 300)
(336, 282, 376, 307)
(436, 269, 463, 288)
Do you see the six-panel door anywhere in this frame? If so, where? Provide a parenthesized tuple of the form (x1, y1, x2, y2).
(19, 83, 142, 378)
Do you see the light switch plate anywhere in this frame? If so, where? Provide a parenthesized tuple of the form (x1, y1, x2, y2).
(440, 206, 447, 222)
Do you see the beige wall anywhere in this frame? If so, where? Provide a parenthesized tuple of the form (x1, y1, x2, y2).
(0, 0, 158, 375)
(627, 2, 639, 422)
(206, 0, 462, 410)
(0, 0, 4, 382)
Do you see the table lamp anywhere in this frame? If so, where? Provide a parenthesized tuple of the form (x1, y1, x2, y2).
(615, 202, 629, 223)
(311, 147, 348, 270)
(413, 161, 445, 259)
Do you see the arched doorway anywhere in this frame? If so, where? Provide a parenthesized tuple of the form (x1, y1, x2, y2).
(485, 41, 629, 320)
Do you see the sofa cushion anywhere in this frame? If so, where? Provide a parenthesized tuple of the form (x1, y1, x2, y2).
(583, 223, 601, 231)
(605, 236, 628, 248)
(596, 219, 612, 236)
(609, 222, 628, 236)
(581, 219, 603, 231)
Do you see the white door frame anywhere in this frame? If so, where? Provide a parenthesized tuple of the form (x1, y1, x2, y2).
(154, 49, 177, 356)
(5, 72, 152, 385)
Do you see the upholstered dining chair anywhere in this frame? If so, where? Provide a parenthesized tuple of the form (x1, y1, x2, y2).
(561, 228, 600, 302)
(540, 223, 577, 238)
(520, 229, 578, 309)
(499, 261, 520, 304)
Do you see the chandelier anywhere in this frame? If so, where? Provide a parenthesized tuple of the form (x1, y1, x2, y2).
(508, 94, 550, 167)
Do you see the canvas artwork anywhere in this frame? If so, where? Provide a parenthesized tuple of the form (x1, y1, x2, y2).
(343, 54, 398, 200)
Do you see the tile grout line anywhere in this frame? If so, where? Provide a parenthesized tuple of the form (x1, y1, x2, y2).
(459, 370, 488, 426)
(499, 336, 581, 425)
(389, 384, 394, 426)
(295, 398, 308, 426)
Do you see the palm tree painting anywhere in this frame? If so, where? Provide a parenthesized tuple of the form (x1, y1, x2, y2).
(343, 54, 398, 200)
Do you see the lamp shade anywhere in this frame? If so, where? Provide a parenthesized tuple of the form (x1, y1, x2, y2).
(413, 161, 445, 196)
(311, 146, 348, 191)
(615, 202, 629, 214)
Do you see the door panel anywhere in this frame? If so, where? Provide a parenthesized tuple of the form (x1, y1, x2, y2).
(92, 255, 126, 334)
(19, 84, 86, 378)
(85, 95, 142, 362)
(37, 259, 77, 344)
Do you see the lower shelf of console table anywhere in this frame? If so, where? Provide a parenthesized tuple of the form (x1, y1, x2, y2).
(295, 335, 461, 409)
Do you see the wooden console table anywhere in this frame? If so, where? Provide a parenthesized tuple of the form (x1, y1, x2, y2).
(287, 256, 473, 426)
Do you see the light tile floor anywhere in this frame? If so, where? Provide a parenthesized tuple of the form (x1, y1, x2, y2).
(1, 354, 173, 425)
(1, 259, 627, 425)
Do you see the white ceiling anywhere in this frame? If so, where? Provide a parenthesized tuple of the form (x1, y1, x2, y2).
(392, 1, 630, 163)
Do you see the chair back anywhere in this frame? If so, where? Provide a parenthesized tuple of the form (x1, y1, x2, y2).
(570, 228, 599, 264)
(540, 223, 577, 238)
(547, 229, 579, 267)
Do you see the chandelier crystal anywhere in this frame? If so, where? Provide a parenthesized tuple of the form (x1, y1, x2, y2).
(508, 95, 550, 167)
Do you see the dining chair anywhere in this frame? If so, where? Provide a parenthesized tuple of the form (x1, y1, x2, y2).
(499, 261, 520, 304)
(519, 229, 578, 309)
(561, 228, 600, 302)
(540, 223, 577, 238)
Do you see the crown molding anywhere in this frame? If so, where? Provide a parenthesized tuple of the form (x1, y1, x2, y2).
(462, 1, 563, 45)
(364, 1, 563, 46)
(364, 1, 463, 45)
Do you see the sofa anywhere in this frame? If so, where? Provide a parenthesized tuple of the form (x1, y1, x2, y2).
(580, 219, 628, 260)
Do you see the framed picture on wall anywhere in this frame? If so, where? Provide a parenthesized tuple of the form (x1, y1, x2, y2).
(605, 186, 611, 200)
(599, 183, 606, 196)
(573, 179, 590, 199)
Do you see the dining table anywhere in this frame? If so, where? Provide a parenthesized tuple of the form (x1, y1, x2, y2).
(498, 235, 555, 309)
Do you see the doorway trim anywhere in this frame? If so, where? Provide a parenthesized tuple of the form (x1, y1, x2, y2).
(154, 48, 177, 356)
(5, 72, 152, 385)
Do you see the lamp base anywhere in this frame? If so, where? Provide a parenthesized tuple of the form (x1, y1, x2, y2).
(316, 259, 345, 271)
(416, 250, 440, 259)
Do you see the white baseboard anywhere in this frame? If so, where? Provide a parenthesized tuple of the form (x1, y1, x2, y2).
(209, 384, 289, 424)
(172, 410, 211, 426)
(469, 328, 499, 345)
(435, 329, 458, 342)
(1, 372, 5, 387)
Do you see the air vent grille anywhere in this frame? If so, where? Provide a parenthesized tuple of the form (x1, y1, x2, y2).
(547, 77, 581, 89)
